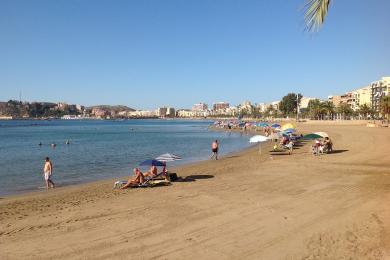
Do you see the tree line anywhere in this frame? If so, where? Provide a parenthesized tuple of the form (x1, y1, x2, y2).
(278, 93, 390, 121)
(0, 100, 81, 118)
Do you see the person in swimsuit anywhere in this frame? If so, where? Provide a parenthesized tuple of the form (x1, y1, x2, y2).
(144, 165, 158, 177)
(43, 157, 55, 189)
(211, 140, 219, 160)
(121, 168, 145, 189)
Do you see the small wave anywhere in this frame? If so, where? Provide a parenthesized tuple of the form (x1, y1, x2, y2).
(0, 123, 45, 128)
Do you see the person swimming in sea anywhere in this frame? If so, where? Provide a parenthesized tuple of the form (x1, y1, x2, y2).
(51, 143, 56, 148)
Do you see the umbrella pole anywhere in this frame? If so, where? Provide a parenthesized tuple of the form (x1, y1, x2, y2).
(259, 142, 262, 155)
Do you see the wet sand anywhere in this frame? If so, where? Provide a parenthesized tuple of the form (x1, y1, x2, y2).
(1, 123, 390, 259)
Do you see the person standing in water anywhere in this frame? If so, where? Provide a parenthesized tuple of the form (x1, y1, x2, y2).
(43, 157, 55, 189)
(211, 140, 219, 160)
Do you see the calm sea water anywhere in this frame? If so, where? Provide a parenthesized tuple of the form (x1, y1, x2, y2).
(0, 119, 251, 196)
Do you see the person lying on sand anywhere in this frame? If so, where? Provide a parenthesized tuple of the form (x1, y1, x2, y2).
(121, 168, 145, 189)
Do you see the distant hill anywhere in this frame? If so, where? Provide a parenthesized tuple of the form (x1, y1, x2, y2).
(88, 105, 136, 112)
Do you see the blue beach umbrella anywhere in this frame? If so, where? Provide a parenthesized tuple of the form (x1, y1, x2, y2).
(284, 128, 296, 133)
(257, 122, 269, 127)
(139, 159, 166, 167)
(271, 123, 281, 128)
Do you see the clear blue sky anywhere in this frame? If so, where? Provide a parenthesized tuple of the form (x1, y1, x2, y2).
(1, 0, 389, 109)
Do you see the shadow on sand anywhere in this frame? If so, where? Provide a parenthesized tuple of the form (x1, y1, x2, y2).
(225, 155, 240, 159)
(329, 149, 349, 154)
(269, 152, 292, 156)
(176, 174, 215, 182)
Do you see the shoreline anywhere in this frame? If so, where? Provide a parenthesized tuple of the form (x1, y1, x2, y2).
(2, 122, 390, 259)
(0, 137, 257, 200)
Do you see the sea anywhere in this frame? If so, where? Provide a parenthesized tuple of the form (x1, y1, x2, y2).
(0, 119, 251, 196)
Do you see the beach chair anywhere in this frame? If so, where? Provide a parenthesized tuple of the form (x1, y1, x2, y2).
(138, 171, 170, 187)
(114, 171, 171, 189)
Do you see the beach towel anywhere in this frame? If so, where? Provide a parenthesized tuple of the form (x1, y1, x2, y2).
(113, 180, 127, 189)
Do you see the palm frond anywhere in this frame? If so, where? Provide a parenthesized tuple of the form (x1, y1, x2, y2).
(304, 0, 331, 32)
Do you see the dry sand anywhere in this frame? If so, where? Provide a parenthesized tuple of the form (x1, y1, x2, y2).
(1, 123, 390, 259)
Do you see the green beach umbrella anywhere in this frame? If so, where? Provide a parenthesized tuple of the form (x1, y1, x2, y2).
(302, 133, 323, 140)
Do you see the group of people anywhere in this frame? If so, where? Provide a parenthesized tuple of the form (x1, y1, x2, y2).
(263, 126, 274, 137)
(312, 137, 333, 155)
(39, 139, 70, 148)
(42, 139, 219, 191)
(121, 165, 167, 189)
(278, 135, 294, 153)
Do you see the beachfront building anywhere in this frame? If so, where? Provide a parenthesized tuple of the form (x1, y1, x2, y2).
(340, 92, 354, 109)
(76, 104, 84, 113)
(271, 101, 280, 111)
(157, 107, 168, 117)
(300, 97, 317, 109)
(371, 77, 390, 113)
(61, 115, 79, 119)
(328, 93, 354, 109)
(177, 109, 209, 118)
(226, 106, 238, 117)
(57, 102, 69, 111)
(239, 101, 253, 113)
(192, 102, 208, 112)
(212, 102, 229, 111)
(176, 109, 193, 118)
(156, 107, 175, 118)
(256, 103, 267, 113)
(128, 110, 157, 118)
(0, 115, 13, 119)
(352, 87, 371, 111)
(208, 106, 237, 117)
(328, 95, 341, 107)
(166, 107, 176, 118)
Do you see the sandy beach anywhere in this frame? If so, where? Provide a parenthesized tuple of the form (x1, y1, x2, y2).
(1, 123, 390, 259)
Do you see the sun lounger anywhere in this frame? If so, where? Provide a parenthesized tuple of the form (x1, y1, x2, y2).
(114, 171, 171, 189)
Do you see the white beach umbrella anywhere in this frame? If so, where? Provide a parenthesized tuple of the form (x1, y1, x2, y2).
(155, 153, 182, 162)
(249, 135, 269, 143)
(249, 135, 269, 154)
(314, 132, 329, 138)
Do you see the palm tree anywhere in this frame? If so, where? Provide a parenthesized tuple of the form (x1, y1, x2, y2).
(307, 99, 324, 120)
(264, 105, 275, 118)
(358, 104, 372, 119)
(304, 0, 331, 32)
(321, 101, 335, 120)
(337, 103, 353, 120)
(380, 96, 390, 123)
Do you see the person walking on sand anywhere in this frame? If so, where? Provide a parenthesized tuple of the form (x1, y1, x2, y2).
(211, 140, 219, 160)
(43, 157, 55, 189)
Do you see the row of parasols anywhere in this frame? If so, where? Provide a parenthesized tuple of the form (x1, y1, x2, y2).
(249, 123, 329, 154)
(249, 131, 329, 144)
(249, 123, 298, 143)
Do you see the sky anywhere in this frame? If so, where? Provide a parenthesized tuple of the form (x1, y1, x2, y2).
(1, 0, 389, 110)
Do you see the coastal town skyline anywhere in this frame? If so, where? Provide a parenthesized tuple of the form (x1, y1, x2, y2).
(1, 75, 388, 119)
